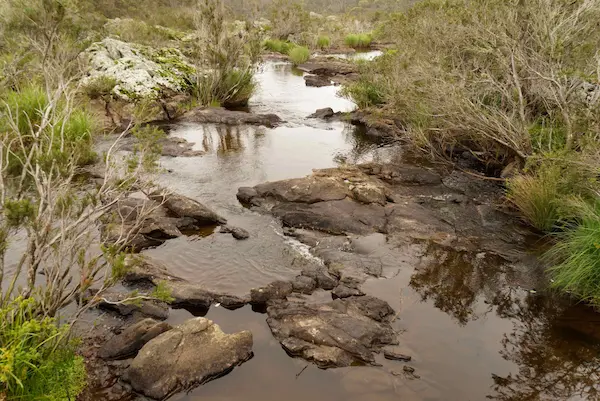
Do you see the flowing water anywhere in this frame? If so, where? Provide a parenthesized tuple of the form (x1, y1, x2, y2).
(136, 57, 600, 400)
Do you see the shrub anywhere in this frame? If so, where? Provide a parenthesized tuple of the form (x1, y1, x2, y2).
(0, 297, 87, 400)
(345, 34, 359, 47)
(1, 86, 96, 176)
(317, 35, 331, 50)
(546, 201, 600, 304)
(288, 46, 310, 65)
(264, 39, 294, 54)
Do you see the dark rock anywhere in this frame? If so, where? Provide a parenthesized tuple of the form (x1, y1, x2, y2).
(168, 282, 249, 310)
(384, 350, 412, 362)
(149, 190, 226, 225)
(332, 284, 365, 299)
(250, 281, 293, 305)
(266, 296, 397, 367)
(181, 107, 282, 127)
(124, 318, 253, 399)
(308, 107, 335, 119)
(99, 318, 172, 360)
(98, 296, 169, 320)
(359, 163, 442, 186)
(301, 268, 338, 290)
(220, 225, 250, 240)
(122, 255, 183, 285)
(304, 75, 331, 87)
(291, 275, 317, 294)
(298, 60, 358, 76)
(236, 187, 258, 205)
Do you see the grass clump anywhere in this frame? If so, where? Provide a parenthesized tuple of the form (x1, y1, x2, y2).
(288, 46, 310, 65)
(316, 35, 331, 50)
(264, 39, 293, 54)
(546, 201, 600, 304)
(341, 78, 386, 108)
(345, 33, 372, 48)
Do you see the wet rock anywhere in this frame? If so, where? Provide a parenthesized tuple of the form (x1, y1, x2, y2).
(298, 60, 358, 76)
(304, 75, 331, 87)
(220, 225, 250, 240)
(308, 107, 336, 119)
(266, 296, 398, 367)
(359, 163, 442, 186)
(125, 317, 253, 399)
(99, 318, 172, 360)
(291, 275, 317, 294)
(122, 136, 204, 157)
(122, 255, 183, 285)
(348, 111, 405, 142)
(98, 295, 169, 320)
(332, 284, 365, 299)
(250, 281, 293, 305)
(236, 187, 259, 205)
(383, 349, 412, 362)
(301, 267, 338, 290)
(181, 107, 282, 127)
(168, 282, 249, 310)
(149, 190, 226, 225)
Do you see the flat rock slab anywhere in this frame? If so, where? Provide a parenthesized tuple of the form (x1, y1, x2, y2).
(298, 60, 358, 76)
(266, 296, 397, 368)
(125, 317, 253, 399)
(181, 107, 282, 127)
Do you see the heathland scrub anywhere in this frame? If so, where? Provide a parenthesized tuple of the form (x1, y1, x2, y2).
(345, 0, 600, 304)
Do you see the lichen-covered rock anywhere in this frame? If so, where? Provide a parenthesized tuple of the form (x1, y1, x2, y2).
(124, 318, 253, 399)
(83, 38, 195, 100)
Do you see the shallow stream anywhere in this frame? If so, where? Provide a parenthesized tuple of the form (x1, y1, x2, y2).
(137, 58, 600, 401)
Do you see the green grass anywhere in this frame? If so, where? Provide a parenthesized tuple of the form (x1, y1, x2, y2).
(288, 46, 310, 65)
(341, 78, 386, 108)
(345, 33, 372, 48)
(546, 201, 600, 304)
(316, 35, 331, 50)
(264, 39, 293, 54)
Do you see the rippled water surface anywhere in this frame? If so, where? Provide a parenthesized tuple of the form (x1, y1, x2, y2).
(142, 58, 600, 401)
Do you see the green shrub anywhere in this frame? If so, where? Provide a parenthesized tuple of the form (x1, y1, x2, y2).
(288, 46, 310, 65)
(83, 76, 118, 100)
(264, 39, 295, 54)
(194, 68, 256, 107)
(345, 34, 359, 48)
(0, 297, 87, 400)
(316, 35, 331, 50)
(546, 200, 600, 304)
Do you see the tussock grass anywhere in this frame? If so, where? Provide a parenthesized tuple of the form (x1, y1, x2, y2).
(345, 33, 372, 48)
(316, 35, 330, 49)
(546, 201, 600, 304)
(288, 46, 310, 65)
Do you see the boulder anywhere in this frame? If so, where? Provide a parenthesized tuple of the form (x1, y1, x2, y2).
(149, 191, 226, 225)
(83, 38, 195, 101)
(308, 107, 336, 119)
(98, 295, 169, 320)
(301, 267, 338, 290)
(332, 284, 365, 299)
(266, 296, 397, 368)
(181, 107, 282, 127)
(99, 318, 172, 360)
(168, 281, 249, 310)
(250, 281, 293, 305)
(219, 225, 250, 240)
(125, 318, 253, 399)
(291, 275, 317, 294)
(297, 60, 358, 76)
(304, 75, 332, 87)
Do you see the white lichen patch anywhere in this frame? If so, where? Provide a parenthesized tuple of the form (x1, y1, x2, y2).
(83, 38, 196, 100)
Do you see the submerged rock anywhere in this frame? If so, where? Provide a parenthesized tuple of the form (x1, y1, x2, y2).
(181, 107, 282, 127)
(305, 75, 332, 87)
(125, 318, 253, 399)
(267, 296, 397, 368)
(149, 190, 226, 225)
(122, 136, 204, 157)
(220, 225, 250, 240)
(99, 318, 172, 360)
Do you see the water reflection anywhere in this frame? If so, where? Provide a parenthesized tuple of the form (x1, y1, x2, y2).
(409, 243, 600, 400)
(490, 296, 600, 401)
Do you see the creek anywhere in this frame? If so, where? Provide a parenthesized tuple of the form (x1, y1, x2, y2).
(117, 57, 600, 400)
